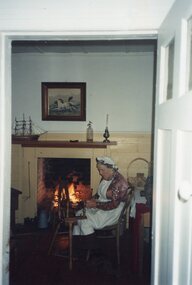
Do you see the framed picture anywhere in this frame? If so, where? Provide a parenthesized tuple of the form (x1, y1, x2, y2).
(42, 82, 86, 121)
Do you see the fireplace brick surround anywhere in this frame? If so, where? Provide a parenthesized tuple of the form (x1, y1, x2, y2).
(11, 132, 152, 224)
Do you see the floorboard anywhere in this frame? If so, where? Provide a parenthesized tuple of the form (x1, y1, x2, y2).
(10, 225, 151, 285)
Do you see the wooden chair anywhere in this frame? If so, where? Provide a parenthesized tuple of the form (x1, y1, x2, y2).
(87, 187, 134, 265)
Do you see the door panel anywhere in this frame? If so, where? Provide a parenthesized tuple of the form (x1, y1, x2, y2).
(176, 131, 192, 284)
(156, 130, 171, 284)
(152, 1, 192, 284)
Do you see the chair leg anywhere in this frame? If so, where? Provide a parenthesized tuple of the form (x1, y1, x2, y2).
(84, 233, 97, 261)
(48, 222, 60, 255)
(86, 249, 91, 262)
(116, 226, 120, 265)
(117, 233, 120, 265)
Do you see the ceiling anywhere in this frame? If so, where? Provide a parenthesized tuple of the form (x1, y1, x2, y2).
(12, 39, 157, 54)
(1, 0, 176, 34)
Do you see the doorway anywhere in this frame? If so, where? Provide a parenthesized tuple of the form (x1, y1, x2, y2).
(4, 34, 157, 284)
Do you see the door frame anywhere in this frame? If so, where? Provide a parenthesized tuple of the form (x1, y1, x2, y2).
(0, 31, 157, 284)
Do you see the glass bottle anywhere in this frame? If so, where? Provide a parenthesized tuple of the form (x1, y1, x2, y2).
(86, 121, 93, 142)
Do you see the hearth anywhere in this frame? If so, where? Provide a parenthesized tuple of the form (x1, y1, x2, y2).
(37, 158, 92, 223)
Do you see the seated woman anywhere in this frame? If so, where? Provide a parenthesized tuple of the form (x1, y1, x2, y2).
(73, 156, 130, 237)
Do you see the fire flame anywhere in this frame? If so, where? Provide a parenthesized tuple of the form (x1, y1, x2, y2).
(68, 183, 81, 204)
(53, 182, 81, 208)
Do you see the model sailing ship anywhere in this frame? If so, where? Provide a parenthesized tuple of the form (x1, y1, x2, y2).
(12, 114, 46, 140)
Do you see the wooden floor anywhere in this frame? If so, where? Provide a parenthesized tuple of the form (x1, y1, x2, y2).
(10, 225, 151, 285)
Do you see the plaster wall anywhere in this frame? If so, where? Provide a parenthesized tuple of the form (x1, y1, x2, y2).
(12, 52, 154, 133)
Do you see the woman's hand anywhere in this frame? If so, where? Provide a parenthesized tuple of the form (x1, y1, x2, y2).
(85, 199, 97, 208)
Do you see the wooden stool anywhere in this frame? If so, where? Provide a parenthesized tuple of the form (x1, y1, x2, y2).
(65, 217, 78, 270)
(48, 216, 86, 270)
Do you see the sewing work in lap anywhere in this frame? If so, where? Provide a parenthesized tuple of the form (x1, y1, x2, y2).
(73, 156, 129, 236)
(73, 179, 124, 235)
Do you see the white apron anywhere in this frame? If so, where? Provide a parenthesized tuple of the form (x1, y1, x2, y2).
(73, 179, 124, 235)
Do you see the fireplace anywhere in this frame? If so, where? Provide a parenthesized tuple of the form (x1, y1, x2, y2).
(37, 158, 92, 223)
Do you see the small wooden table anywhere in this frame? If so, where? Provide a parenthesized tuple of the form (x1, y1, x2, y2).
(11, 188, 22, 231)
(139, 211, 151, 275)
(131, 203, 150, 274)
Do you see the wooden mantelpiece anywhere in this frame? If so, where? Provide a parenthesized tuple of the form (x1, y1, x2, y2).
(12, 139, 117, 148)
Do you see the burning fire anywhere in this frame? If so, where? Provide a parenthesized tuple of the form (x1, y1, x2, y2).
(53, 182, 81, 208)
(68, 183, 81, 203)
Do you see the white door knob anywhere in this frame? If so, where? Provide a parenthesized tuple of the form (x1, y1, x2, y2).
(178, 180, 192, 202)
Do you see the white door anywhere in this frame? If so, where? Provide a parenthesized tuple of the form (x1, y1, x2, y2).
(151, 0, 192, 284)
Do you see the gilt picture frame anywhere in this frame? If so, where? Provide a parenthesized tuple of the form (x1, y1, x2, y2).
(42, 82, 86, 121)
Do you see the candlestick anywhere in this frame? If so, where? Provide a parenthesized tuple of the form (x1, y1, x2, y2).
(103, 127, 110, 143)
(106, 114, 109, 127)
